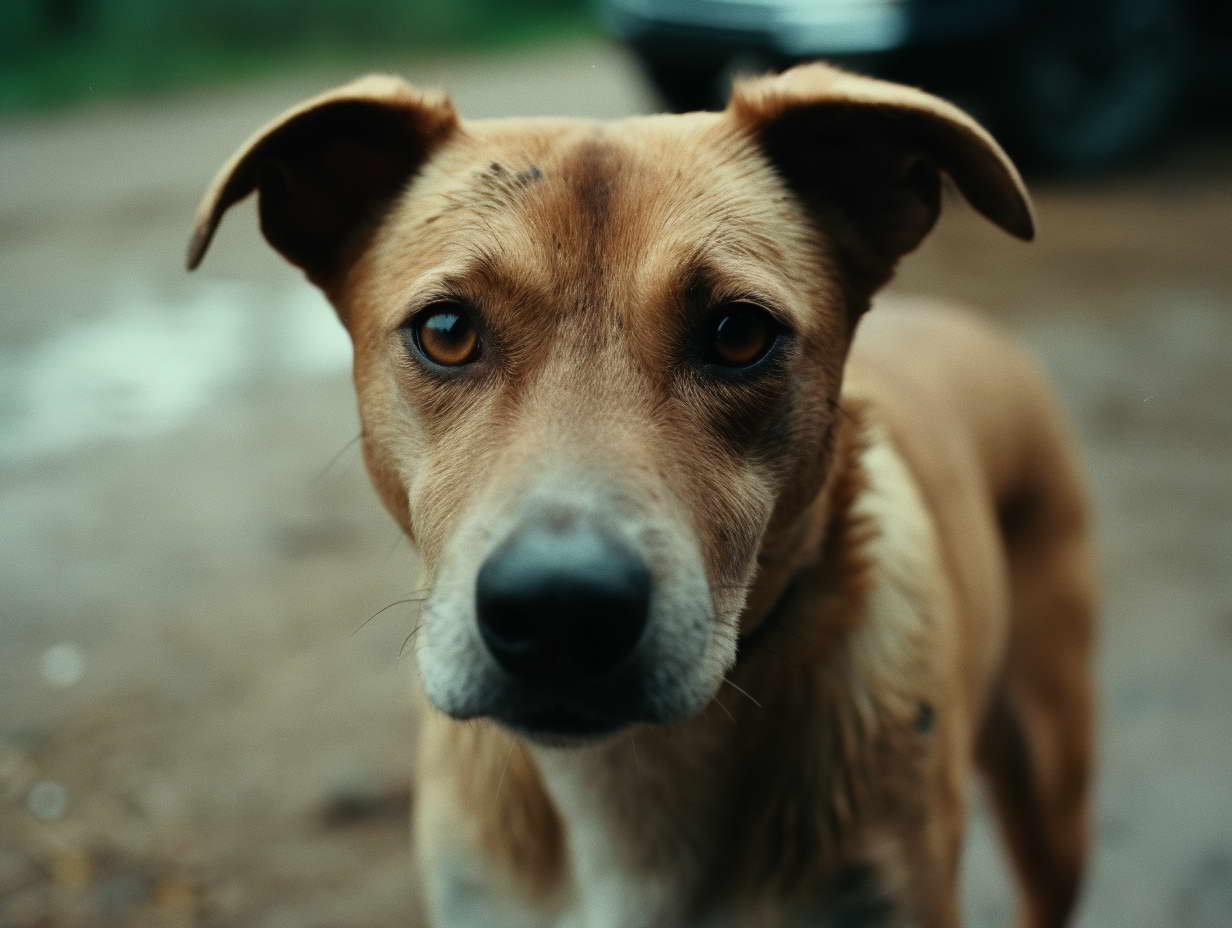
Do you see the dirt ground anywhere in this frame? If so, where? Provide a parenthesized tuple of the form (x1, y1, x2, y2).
(2, 37, 1230, 928)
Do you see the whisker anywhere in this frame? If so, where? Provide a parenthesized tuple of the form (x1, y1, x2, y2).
(352, 598, 426, 637)
(311, 432, 362, 485)
(713, 692, 736, 724)
(723, 676, 763, 709)
(495, 735, 516, 805)
(397, 622, 424, 659)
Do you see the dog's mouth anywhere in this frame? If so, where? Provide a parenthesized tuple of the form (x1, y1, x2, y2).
(498, 704, 626, 743)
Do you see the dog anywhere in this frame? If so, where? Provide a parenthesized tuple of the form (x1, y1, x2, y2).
(188, 63, 1096, 927)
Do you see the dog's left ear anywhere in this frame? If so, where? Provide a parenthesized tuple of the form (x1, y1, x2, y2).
(186, 74, 457, 294)
(728, 63, 1033, 291)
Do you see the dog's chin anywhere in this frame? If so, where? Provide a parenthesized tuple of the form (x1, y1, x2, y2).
(420, 638, 729, 747)
(486, 680, 723, 747)
(498, 707, 628, 747)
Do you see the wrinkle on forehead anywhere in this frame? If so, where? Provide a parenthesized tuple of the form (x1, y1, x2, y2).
(358, 117, 840, 339)
(439, 157, 547, 220)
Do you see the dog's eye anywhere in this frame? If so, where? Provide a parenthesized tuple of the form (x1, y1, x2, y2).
(705, 303, 781, 369)
(410, 303, 480, 367)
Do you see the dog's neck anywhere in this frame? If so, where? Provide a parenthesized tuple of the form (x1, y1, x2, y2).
(734, 406, 868, 657)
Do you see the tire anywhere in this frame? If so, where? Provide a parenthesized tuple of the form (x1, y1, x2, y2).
(635, 48, 726, 113)
(1001, 0, 1190, 173)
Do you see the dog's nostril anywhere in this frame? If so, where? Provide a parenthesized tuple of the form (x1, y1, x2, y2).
(475, 517, 651, 682)
(480, 607, 539, 656)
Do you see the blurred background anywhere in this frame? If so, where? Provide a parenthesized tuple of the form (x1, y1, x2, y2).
(1, 1, 1229, 925)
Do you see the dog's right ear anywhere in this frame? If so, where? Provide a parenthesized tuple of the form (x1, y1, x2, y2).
(186, 75, 457, 293)
(728, 63, 1033, 296)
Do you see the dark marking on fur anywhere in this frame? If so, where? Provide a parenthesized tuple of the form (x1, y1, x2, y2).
(515, 164, 543, 185)
(570, 138, 617, 240)
(554, 136, 622, 305)
(573, 143, 614, 207)
(465, 160, 545, 213)
(703, 370, 796, 465)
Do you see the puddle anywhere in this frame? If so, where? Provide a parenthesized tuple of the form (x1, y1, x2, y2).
(1, 280, 350, 464)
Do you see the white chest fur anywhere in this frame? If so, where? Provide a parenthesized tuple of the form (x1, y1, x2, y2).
(421, 799, 684, 928)
(533, 748, 689, 928)
(416, 741, 690, 928)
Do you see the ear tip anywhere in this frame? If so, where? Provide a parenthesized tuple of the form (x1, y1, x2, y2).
(1008, 208, 1035, 242)
(340, 73, 456, 121)
(1009, 193, 1037, 242)
(185, 223, 210, 270)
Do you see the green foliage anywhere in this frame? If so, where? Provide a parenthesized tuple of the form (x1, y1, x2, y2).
(0, 0, 590, 113)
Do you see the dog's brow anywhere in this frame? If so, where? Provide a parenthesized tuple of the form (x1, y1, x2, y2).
(674, 245, 798, 322)
(417, 245, 543, 312)
(458, 243, 512, 286)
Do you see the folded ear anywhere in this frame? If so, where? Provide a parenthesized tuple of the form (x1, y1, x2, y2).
(186, 74, 457, 291)
(728, 63, 1033, 291)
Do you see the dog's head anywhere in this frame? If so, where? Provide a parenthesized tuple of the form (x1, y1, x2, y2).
(189, 65, 1031, 743)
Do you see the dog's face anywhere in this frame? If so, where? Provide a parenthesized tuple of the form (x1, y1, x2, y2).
(347, 117, 851, 738)
(189, 66, 1031, 742)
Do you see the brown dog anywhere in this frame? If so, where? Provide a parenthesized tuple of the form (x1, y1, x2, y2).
(189, 63, 1096, 927)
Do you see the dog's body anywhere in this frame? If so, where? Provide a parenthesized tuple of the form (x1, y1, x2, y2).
(190, 64, 1095, 927)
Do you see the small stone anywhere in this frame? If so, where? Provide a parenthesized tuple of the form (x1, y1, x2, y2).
(41, 642, 86, 688)
(27, 779, 69, 821)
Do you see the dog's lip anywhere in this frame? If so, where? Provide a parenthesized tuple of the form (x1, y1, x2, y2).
(490, 700, 630, 744)
(499, 705, 626, 740)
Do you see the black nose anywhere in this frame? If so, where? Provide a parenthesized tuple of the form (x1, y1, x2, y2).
(475, 514, 651, 682)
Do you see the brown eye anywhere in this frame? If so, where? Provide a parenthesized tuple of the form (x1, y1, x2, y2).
(705, 303, 780, 369)
(411, 303, 480, 367)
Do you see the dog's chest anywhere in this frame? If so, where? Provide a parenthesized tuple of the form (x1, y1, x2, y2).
(428, 850, 907, 928)
(537, 757, 696, 928)
(426, 835, 685, 928)
(421, 764, 693, 928)
(557, 840, 680, 928)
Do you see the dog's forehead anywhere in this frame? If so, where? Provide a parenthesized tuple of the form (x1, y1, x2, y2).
(465, 117, 797, 269)
(356, 115, 831, 332)
(459, 115, 727, 223)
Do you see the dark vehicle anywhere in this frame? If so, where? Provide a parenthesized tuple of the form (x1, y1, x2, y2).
(602, 0, 1232, 171)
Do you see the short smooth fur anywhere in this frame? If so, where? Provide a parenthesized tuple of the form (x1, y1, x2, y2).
(190, 63, 1096, 928)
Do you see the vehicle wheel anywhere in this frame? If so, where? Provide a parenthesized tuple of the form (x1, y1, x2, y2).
(635, 49, 726, 113)
(1002, 0, 1190, 172)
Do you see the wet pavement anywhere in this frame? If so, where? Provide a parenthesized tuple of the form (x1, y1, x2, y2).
(2, 37, 1230, 927)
